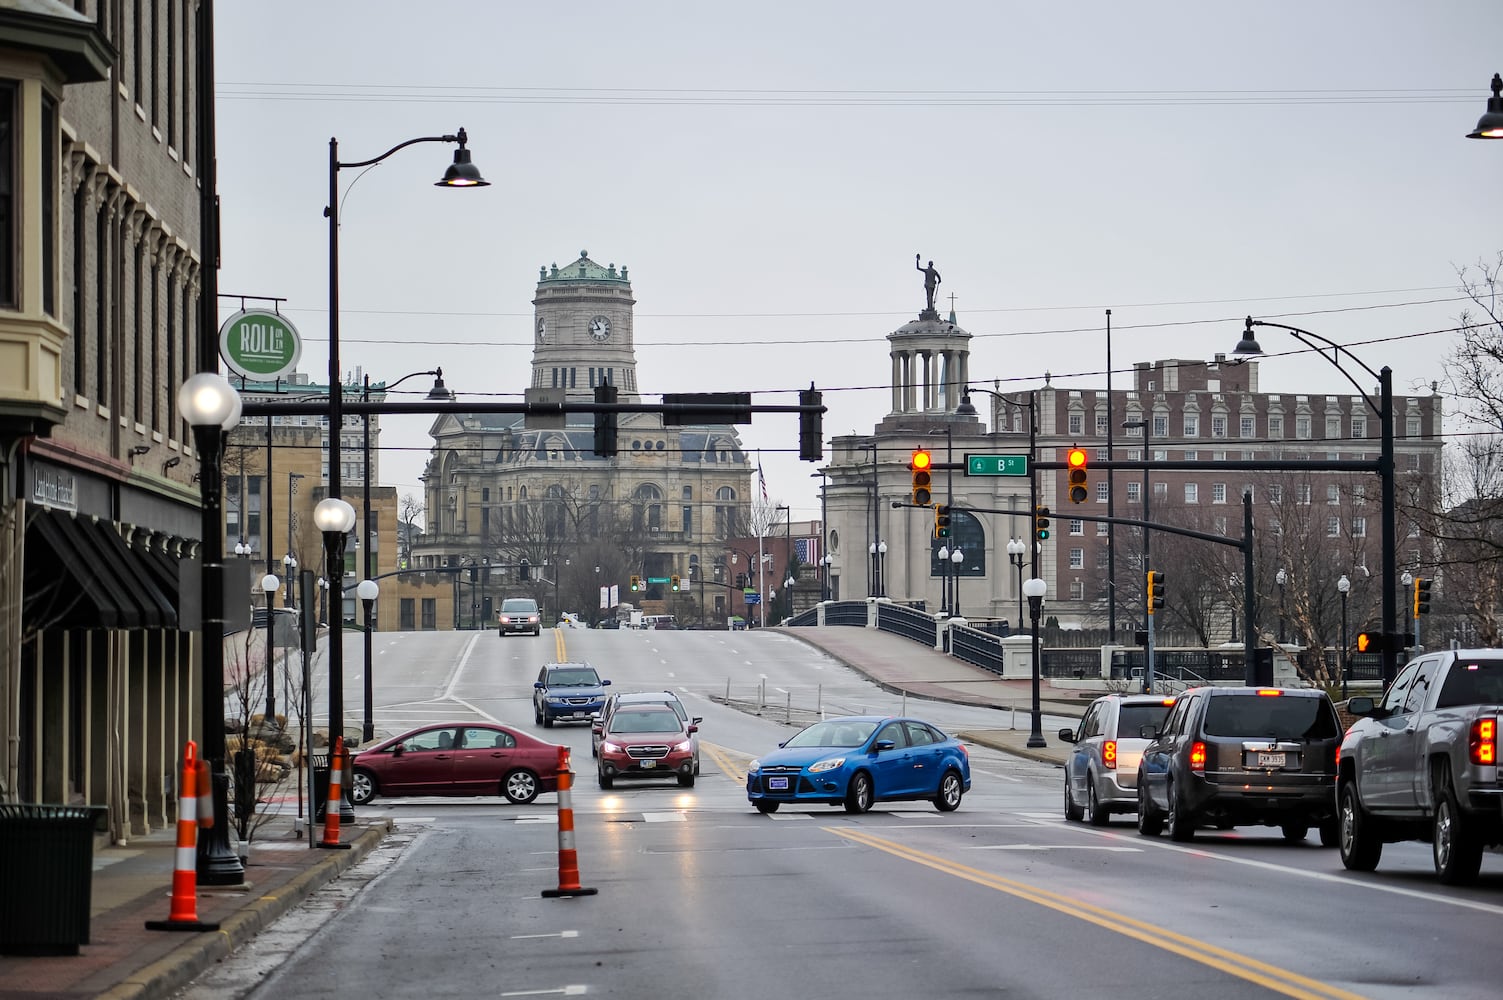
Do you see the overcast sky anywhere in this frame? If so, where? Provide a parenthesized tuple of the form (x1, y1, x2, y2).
(213, 1, 1503, 528)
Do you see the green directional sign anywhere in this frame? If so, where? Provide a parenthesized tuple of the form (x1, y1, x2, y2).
(647, 576, 671, 584)
(966, 453, 1029, 477)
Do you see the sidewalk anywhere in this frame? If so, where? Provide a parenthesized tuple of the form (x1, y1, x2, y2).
(773, 624, 1089, 767)
(0, 814, 390, 1000)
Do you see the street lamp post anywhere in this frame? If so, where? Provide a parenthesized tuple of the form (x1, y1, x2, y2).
(260, 573, 280, 722)
(178, 370, 246, 885)
(1401, 570, 1413, 659)
(282, 552, 297, 612)
(1235, 317, 1398, 685)
(937, 543, 951, 616)
(785, 574, 795, 621)
(1276, 567, 1287, 644)
(877, 540, 887, 598)
(950, 547, 964, 618)
(1023, 578, 1048, 748)
(357, 579, 379, 743)
(821, 553, 833, 602)
(313, 496, 357, 813)
(318, 577, 329, 626)
(1007, 538, 1026, 630)
(1337, 574, 1351, 699)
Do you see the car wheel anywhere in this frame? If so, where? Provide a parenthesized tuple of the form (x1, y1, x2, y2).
(534, 627, 541, 636)
(1136, 784, 1162, 837)
(934, 769, 964, 812)
(1318, 818, 1340, 847)
(501, 769, 540, 805)
(1338, 780, 1382, 872)
(754, 800, 780, 814)
(542, 714, 554, 729)
(1064, 775, 1084, 822)
(1280, 823, 1309, 843)
(1434, 784, 1483, 885)
(350, 768, 376, 806)
(597, 770, 613, 790)
(678, 773, 696, 788)
(1087, 781, 1110, 827)
(533, 703, 543, 725)
(844, 771, 874, 814)
(1166, 782, 1195, 842)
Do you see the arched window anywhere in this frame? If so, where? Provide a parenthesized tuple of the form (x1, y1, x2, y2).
(635, 484, 663, 532)
(715, 486, 738, 537)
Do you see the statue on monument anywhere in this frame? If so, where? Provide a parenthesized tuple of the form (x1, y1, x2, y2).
(915, 255, 941, 315)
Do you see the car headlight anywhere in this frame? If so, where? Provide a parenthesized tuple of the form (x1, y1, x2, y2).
(808, 757, 845, 774)
(673, 740, 692, 753)
(748, 758, 760, 772)
(547, 695, 568, 703)
(601, 741, 621, 754)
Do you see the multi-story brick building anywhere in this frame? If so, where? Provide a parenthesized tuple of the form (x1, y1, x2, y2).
(0, 4, 207, 838)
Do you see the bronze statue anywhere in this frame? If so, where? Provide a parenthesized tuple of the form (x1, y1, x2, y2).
(916, 255, 941, 314)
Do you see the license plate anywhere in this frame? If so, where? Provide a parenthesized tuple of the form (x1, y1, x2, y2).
(640, 759, 656, 769)
(767, 776, 789, 791)
(571, 712, 588, 719)
(1256, 752, 1286, 768)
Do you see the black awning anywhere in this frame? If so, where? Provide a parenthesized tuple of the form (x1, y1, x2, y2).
(131, 532, 184, 620)
(23, 509, 170, 630)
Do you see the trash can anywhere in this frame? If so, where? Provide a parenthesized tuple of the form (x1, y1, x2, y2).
(0, 804, 103, 955)
(310, 753, 330, 821)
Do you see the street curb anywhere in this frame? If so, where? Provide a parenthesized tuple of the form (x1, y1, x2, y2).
(94, 821, 392, 1000)
(957, 732, 1066, 767)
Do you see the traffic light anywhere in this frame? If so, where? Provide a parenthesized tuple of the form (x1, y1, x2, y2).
(1355, 631, 1378, 653)
(799, 385, 823, 461)
(593, 383, 619, 457)
(1034, 505, 1051, 541)
(910, 449, 933, 506)
(736, 574, 746, 589)
(1066, 446, 1089, 504)
(629, 574, 641, 593)
(519, 558, 530, 582)
(1146, 570, 1166, 615)
(670, 574, 681, 592)
(934, 504, 951, 539)
(1414, 577, 1432, 617)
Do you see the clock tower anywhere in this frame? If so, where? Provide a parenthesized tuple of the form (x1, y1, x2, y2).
(531, 251, 640, 401)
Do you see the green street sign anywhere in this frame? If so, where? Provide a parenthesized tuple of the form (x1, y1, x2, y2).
(219, 309, 302, 381)
(647, 576, 670, 584)
(966, 453, 1029, 477)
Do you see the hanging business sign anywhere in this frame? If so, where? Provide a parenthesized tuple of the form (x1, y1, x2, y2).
(219, 309, 302, 381)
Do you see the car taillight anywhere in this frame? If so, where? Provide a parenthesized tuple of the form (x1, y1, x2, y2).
(1102, 740, 1117, 769)
(1189, 741, 1207, 772)
(1256, 689, 1282, 697)
(1470, 717, 1497, 766)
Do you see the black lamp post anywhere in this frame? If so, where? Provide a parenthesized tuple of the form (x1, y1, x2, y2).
(282, 551, 297, 611)
(1007, 538, 1026, 630)
(1276, 567, 1287, 644)
(1338, 574, 1351, 699)
(314, 496, 357, 820)
(950, 547, 964, 618)
(178, 371, 246, 885)
(1023, 577, 1047, 749)
(260, 572, 279, 722)
(937, 543, 951, 616)
(821, 554, 833, 602)
(1401, 570, 1413, 659)
(357, 578, 379, 743)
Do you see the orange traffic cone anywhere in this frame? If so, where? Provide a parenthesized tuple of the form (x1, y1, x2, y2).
(542, 745, 596, 898)
(146, 741, 220, 932)
(317, 736, 352, 851)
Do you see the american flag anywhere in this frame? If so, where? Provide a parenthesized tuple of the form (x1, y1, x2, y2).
(794, 537, 820, 565)
(758, 460, 768, 503)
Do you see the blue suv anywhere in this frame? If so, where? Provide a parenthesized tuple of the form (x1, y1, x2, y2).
(533, 662, 611, 728)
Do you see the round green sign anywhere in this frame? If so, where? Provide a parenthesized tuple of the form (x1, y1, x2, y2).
(219, 309, 302, 380)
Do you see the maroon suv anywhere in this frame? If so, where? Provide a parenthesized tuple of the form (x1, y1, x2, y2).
(596, 706, 697, 789)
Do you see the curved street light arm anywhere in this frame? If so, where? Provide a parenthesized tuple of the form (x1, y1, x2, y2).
(1247, 318, 1383, 412)
(336, 132, 465, 172)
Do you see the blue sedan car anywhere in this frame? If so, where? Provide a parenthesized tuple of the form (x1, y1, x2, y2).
(746, 715, 971, 814)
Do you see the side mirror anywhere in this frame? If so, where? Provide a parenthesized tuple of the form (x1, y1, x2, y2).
(602, 679, 612, 686)
(691, 717, 703, 725)
(687, 724, 699, 734)
(590, 722, 602, 735)
(534, 681, 545, 690)
(873, 739, 896, 752)
(1057, 728, 1077, 743)
(1347, 696, 1377, 716)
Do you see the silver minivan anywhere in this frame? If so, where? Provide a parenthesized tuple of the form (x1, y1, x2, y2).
(1060, 693, 1177, 825)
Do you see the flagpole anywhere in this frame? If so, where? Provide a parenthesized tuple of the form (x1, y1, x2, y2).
(757, 457, 769, 628)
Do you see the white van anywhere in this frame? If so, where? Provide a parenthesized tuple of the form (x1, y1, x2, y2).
(640, 614, 676, 630)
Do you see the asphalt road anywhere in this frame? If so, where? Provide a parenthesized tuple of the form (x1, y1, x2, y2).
(181, 628, 1503, 1000)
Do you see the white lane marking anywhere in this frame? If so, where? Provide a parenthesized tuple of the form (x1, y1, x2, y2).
(500, 987, 588, 997)
(969, 770, 1024, 783)
(510, 930, 580, 940)
(516, 814, 560, 824)
(1018, 812, 1064, 819)
(441, 632, 482, 698)
(765, 812, 813, 820)
(642, 812, 687, 823)
(973, 845, 1142, 852)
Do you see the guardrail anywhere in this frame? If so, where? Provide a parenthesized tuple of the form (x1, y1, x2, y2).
(876, 603, 938, 646)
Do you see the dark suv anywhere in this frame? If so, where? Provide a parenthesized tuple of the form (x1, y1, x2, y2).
(1136, 686, 1341, 844)
(532, 662, 611, 728)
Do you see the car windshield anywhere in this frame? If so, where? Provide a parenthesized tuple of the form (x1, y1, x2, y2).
(608, 710, 680, 734)
(1435, 659, 1503, 707)
(620, 697, 685, 721)
(785, 720, 878, 748)
(1202, 696, 1339, 740)
(1118, 703, 1174, 738)
(502, 600, 537, 613)
(548, 668, 599, 687)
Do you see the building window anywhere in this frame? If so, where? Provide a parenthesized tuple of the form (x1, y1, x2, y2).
(1068, 413, 1083, 435)
(1406, 416, 1421, 437)
(1327, 516, 1341, 538)
(1269, 484, 1283, 503)
(1070, 579, 1084, 601)
(1153, 482, 1168, 500)
(1183, 451, 1197, 462)
(1095, 482, 1108, 503)
(1096, 521, 1109, 536)
(1297, 484, 1311, 505)
(0, 82, 14, 307)
(1069, 548, 1084, 570)
(1327, 416, 1341, 439)
(1126, 481, 1141, 503)
(1240, 415, 1255, 438)
(1269, 414, 1283, 438)
(1185, 483, 1198, 504)
(1152, 414, 1168, 438)
(1212, 483, 1226, 504)
(1327, 484, 1340, 505)
(1296, 416, 1311, 440)
(1183, 415, 1199, 437)
(1095, 413, 1108, 436)
(1069, 519, 1083, 535)
(1352, 516, 1367, 538)
(1213, 516, 1227, 535)
(1211, 415, 1227, 438)
(1352, 415, 1366, 438)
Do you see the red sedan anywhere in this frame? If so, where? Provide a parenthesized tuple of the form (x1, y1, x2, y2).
(349, 723, 562, 806)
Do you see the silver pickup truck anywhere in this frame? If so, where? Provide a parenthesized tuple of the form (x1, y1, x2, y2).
(1337, 649, 1503, 884)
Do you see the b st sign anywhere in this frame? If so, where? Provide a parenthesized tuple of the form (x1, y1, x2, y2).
(219, 309, 302, 381)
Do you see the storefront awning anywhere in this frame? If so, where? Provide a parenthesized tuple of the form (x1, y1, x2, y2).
(23, 508, 175, 630)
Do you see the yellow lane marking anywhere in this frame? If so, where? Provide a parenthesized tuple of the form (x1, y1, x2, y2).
(827, 827, 1370, 1000)
(701, 742, 753, 784)
(554, 628, 567, 661)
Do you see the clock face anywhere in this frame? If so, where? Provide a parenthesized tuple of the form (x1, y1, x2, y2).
(588, 315, 612, 342)
(536, 317, 547, 341)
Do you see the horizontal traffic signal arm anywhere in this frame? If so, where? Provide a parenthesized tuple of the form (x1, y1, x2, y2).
(241, 397, 825, 422)
(895, 500, 1250, 554)
(1008, 457, 1379, 474)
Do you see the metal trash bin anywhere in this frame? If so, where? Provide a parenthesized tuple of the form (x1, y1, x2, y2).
(310, 753, 330, 821)
(0, 804, 103, 955)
